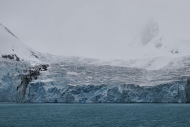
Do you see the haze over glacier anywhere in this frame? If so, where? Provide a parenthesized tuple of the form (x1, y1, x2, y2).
(1, 0, 190, 59)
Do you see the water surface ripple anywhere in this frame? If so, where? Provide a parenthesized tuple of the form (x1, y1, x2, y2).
(0, 103, 190, 127)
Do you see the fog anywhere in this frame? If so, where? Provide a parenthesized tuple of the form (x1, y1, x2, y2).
(0, 0, 190, 59)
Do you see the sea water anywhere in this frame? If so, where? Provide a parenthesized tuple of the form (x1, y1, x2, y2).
(0, 103, 190, 127)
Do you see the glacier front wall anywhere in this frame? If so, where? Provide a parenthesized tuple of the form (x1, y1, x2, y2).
(1, 77, 190, 103)
(0, 59, 190, 103)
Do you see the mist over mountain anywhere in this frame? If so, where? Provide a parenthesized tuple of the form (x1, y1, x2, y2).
(1, 0, 190, 59)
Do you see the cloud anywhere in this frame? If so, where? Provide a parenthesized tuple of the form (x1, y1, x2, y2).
(0, 0, 190, 59)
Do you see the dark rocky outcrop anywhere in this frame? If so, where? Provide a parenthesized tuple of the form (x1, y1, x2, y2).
(0, 23, 20, 39)
(2, 54, 20, 61)
(31, 51, 38, 58)
(141, 20, 159, 45)
(16, 64, 49, 97)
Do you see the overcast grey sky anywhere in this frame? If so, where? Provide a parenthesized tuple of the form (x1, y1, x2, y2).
(0, 0, 190, 59)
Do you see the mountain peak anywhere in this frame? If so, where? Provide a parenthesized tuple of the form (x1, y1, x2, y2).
(141, 20, 159, 46)
(127, 19, 190, 59)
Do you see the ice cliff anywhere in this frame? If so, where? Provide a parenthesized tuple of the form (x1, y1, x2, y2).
(0, 57, 190, 103)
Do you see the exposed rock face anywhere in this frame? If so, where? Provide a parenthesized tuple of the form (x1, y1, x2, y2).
(16, 64, 49, 100)
(30, 51, 38, 58)
(1, 24, 19, 39)
(2, 54, 20, 61)
(141, 20, 159, 46)
(155, 37, 162, 49)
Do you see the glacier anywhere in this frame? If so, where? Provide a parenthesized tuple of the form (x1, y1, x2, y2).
(0, 56, 190, 103)
(1, 22, 190, 103)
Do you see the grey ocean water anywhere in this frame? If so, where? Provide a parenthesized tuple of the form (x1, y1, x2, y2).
(0, 103, 190, 127)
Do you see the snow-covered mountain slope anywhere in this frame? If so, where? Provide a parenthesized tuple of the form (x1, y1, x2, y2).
(0, 23, 40, 62)
(127, 19, 190, 59)
(1, 21, 189, 70)
(88, 19, 190, 70)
